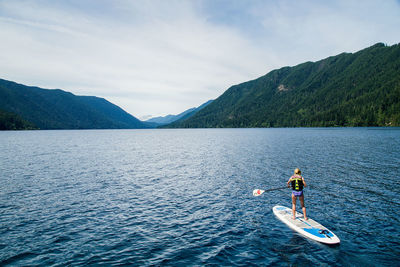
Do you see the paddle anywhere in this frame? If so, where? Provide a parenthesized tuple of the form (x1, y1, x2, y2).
(253, 186, 288, 196)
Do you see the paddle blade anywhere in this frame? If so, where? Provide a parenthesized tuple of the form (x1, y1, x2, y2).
(253, 189, 265, 196)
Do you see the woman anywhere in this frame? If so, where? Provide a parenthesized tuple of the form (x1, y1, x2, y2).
(287, 168, 308, 220)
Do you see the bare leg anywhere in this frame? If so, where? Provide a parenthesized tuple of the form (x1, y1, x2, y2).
(300, 195, 308, 220)
(291, 194, 297, 219)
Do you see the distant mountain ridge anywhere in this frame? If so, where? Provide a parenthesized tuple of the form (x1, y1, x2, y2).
(0, 79, 151, 129)
(147, 100, 213, 125)
(165, 43, 400, 128)
(146, 108, 196, 125)
(162, 100, 213, 127)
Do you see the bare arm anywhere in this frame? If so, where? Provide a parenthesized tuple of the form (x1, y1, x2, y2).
(302, 177, 307, 187)
(287, 177, 292, 187)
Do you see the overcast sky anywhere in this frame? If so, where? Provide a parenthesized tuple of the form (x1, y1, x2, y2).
(1, 0, 399, 119)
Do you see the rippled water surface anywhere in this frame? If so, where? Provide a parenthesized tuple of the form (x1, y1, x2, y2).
(1, 128, 400, 266)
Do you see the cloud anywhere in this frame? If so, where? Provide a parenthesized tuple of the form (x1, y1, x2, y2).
(250, 0, 400, 62)
(0, 0, 399, 118)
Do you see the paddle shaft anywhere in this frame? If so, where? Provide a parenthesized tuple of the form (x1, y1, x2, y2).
(253, 186, 289, 196)
(263, 186, 288, 192)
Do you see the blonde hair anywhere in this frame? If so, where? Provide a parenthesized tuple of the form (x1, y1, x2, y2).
(294, 168, 301, 175)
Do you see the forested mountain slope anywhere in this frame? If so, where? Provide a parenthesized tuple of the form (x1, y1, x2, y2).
(167, 43, 400, 128)
(0, 79, 150, 129)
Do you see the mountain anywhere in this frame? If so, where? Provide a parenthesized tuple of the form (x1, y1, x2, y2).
(165, 43, 400, 128)
(162, 100, 213, 127)
(147, 100, 213, 126)
(0, 79, 151, 129)
(146, 108, 196, 125)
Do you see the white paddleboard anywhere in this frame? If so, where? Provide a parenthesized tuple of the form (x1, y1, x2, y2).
(273, 205, 340, 245)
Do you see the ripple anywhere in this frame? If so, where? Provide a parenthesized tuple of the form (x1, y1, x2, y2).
(1, 251, 39, 266)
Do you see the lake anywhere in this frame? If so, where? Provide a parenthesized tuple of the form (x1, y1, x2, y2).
(1, 128, 399, 266)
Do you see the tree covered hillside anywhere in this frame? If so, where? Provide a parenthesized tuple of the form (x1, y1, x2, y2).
(167, 43, 400, 128)
(0, 79, 150, 129)
(0, 109, 37, 130)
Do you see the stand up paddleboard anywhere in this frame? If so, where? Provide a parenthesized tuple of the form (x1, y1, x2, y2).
(273, 205, 340, 245)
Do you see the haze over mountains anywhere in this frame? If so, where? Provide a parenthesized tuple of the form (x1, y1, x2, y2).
(1, 43, 399, 130)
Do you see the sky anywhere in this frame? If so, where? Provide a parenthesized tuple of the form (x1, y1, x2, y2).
(0, 0, 399, 120)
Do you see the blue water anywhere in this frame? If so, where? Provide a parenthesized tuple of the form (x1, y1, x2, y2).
(1, 128, 399, 266)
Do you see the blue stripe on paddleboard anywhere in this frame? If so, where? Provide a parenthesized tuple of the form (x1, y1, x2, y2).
(303, 228, 334, 238)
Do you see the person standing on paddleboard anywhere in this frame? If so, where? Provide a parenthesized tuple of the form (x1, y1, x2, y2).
(287, 168, 308, 220)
